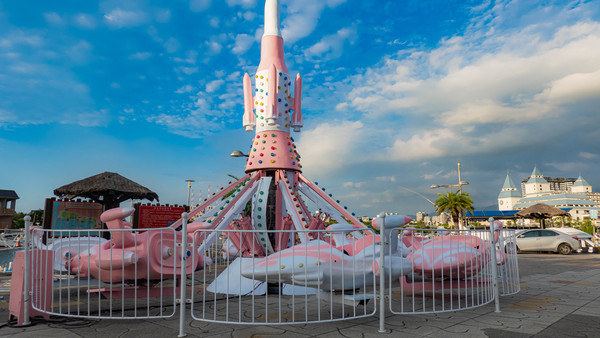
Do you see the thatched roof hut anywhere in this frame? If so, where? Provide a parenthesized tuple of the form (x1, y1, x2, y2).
(515, 203, 569, 228)
(54, 172, 158, 209)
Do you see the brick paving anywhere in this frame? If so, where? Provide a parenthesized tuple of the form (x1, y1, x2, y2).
(1, 253, 599, 337)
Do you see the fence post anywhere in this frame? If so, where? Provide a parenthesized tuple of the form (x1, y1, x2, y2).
(489, 217, 501, 312)
(23, 216, 31, 325)
(178, 212, 189, 337)
(378, 213, 387, 333)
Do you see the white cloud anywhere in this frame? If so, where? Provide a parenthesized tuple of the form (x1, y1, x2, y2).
(243, 11, 257, 21)
(231, 34, 255, 55)
(65, 40, 93, 64)
(129, 52, 152, 60)
(205, 79, 225, 93)
(343, 181, 366, 188)
(209, 18, 220, 28)
(579, 152, 597, 159)
(305, 26, 357, 61)
(175, 85, 195, 94)
(226, 0, 256, 8)
(148, 111, 221, 138)
(281, 0, 348, 44)
(73, 13, 96, 29)
(104, 8, 148, 28)
(536, 68, 600, 104)
(296, 120, 365, 173)
(43, 12, 63, 26)
(163, 38, 180, 53)
(190, 0, 211, 12)
(156, 9, 171, 23)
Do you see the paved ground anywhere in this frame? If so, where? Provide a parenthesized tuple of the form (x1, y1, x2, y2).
(1, 253, 600, 337)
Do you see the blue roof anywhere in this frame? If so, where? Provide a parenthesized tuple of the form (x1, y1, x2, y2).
(498, 172, 521, 198)
(467, 207, 575, 218)
(531, 165, 543, 177)
(513, 193, 598, 209)
(527, 165, 548, 184)
(517, 193, 595, 203)
(573, 175, 591, 187)
(466, 210, 520, 218)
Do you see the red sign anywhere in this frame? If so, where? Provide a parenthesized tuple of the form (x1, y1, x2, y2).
(138, 205, 185, 229)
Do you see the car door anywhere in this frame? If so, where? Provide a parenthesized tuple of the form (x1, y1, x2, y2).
(517, 230, 541, 251)
(539, 230, 560, 251)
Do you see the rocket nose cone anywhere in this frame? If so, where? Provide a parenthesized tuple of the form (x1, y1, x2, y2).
(264, 0, 282, 37)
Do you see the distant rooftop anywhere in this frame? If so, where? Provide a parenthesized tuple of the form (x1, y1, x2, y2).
(0, 190, 19, 199)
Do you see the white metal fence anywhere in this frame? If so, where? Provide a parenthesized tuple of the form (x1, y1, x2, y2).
(29, 227, 179, 319)
(386, 227, 519, 315)
(189, 228, 378, 324)
(16, 215, 519, 335)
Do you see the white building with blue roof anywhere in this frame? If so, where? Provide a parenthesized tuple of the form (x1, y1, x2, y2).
(498, 166, 600, 221)
(498, 172, 521, 211)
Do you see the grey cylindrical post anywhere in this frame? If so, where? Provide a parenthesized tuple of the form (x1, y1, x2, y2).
(489, 217, 501, 312)
(178, 212, 189, 337)
(23, 216, 31, 325)
(378, 214, 387, 333)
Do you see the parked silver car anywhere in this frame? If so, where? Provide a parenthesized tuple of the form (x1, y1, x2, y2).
(515, 229, 581, 255)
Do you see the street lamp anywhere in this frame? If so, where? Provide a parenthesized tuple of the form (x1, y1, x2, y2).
(230, 150, 249, 158)
(185, 179, 195, 207)
(430, 162, 470, 229)
(430, 162, 468, 194)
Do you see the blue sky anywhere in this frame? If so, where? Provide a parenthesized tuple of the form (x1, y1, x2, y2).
(1, 0, 599, 217)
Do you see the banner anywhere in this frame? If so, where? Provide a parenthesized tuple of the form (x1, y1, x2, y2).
(50, 201, 103, 236)
(138, 205, 185, 229)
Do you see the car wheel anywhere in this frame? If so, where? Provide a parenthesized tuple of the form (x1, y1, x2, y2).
(558, 243, 572, 255)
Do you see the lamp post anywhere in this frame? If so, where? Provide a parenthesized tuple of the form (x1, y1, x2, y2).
(430, 162, 469, 193)
(430, 162, 469, 229)
(185, 179, 195, 207)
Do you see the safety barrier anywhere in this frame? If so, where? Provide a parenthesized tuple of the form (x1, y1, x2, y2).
(28, 227, 178, 319)
(189, 228, 377, 324)
(385, 226, 519, 316)
(15, 215, 519, 336)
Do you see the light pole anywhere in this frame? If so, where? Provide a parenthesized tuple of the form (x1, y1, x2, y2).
(430, 162, 469, 193)
(430, 162, 469, 229)
(185, 179, 195, 207)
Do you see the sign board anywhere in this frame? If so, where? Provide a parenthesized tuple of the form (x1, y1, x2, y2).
(50, 201, 103, 236)
(591, 209, 598, 220)
(138, 205, 185, 229)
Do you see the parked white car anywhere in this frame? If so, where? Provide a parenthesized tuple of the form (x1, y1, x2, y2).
(515, 229, 581, 255)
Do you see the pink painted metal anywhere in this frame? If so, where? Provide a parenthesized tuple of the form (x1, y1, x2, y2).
(406, 229, 506, 280)
(68, 207, 206, 283)
(9, 250, 53, 325)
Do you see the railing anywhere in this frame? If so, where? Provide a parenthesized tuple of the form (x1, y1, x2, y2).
(386, 227, 519, 315)
(16, 215, 519, 336)
(28, 227, 178, 319)
(189, 228, 378, 324)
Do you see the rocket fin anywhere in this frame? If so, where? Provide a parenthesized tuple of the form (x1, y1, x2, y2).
(243, 73, 255, 132)
(292, 73, 303, 132)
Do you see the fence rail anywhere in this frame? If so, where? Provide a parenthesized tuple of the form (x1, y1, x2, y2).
(15, 215, 519, 335)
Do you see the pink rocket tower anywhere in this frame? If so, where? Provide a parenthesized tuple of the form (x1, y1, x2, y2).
(173, 0, 365, 257)
(242, 0, 303, 172)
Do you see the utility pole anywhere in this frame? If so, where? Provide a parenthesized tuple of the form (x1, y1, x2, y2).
(185, 179, 195, 207)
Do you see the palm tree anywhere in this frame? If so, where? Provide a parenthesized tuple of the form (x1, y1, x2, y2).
(434, 191, 474, 229)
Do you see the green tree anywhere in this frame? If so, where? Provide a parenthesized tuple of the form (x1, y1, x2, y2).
(10, 209, 43, 228)
(434, 191, 474, 229)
